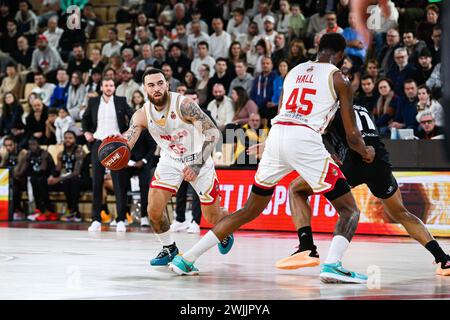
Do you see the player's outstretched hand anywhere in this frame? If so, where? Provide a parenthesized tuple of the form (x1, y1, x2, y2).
(183, 166, 198, 182)
(247, 142, 265, 158)
(362, 146, 375, 163)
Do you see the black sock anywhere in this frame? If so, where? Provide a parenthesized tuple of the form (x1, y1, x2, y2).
(164, 242, 177, 250)
(297, 226, 317, 253)
(425, 240, 447, 263)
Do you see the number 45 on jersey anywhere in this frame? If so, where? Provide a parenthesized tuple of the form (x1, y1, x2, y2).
(285, 88, 317, 115)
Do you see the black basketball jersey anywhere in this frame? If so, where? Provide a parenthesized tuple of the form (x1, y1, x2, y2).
(324, 105, 389, 163)
(29, 152, 43, 174)
(62, 149, 76, 174)
(6, 152, 18, 167)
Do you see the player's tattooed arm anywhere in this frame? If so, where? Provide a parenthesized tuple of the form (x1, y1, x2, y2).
(122, 109, 146, 150)
(180, 97, 220, 175)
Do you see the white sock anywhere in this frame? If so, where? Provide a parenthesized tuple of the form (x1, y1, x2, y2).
(325, 235, 349, 264)
(183, 230, 220, 262)
(155, 230, 174, 246)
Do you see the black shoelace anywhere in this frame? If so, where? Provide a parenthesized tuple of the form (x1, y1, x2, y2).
(156, 247, 172, 259)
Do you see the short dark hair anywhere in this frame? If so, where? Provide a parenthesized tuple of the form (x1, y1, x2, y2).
(235, 59, 247, 66)
(3, 135, 15, 145)
(169, 42, 182, 52)
(48, 107, 58, 115)
(72, 43, 83, 49)
(34, 71, 45, 78)
(101, 75, 116, 85)
(403, 30, 416, 37)
(417, 84, 430, 94)
(216, 57, 228, 64)
(198, 41, 209, 49)
(6, 18, 17, 25)
(28, 137, 38, 145)
(318, 33, 346, 53)
(404, 78, 417, 86)
(361, 74, 374, 82)
(233, 7, 245, 16)
(212, 17, 224, 24)
(6, 62, 17, 69)
(64, 130, 77, 139)
(153, 43, 165, 50)
(56, 67, 67, 74)
(185, 89, 198, 96)
(433, 24, 442, 33)
(102, 67, 116, 77)
(109, 27, 118, 34)
(142, 68, 166, 83)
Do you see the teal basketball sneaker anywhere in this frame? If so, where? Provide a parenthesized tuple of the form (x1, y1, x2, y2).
(150, 243, 179, 266)
(319, 261, 368, 284)
(168, 255, 199, 276)
(218, 234, 234, 255)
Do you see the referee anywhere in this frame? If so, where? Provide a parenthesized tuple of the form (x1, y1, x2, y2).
(82, 76, 134, 232)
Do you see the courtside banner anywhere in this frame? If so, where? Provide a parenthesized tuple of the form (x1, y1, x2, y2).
(0, 169, 9, 220)
(200, 170, 450, 237)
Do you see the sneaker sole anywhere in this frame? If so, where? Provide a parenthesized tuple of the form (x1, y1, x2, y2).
(319, 272, 367, 284)
(275, 253, 320, 270)
(436, 266, 450, 276)
(168, 263, 199, 276)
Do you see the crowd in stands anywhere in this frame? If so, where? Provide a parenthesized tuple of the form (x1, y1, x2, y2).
(0, 0, 446, 222)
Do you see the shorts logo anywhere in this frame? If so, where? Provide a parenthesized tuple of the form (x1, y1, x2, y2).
(332, 168, 338, 176)
(170, 111, 176, 119)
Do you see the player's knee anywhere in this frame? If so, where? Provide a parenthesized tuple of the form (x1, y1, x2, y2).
(202, 209, 217, 224)
(147, 206, 162, 224)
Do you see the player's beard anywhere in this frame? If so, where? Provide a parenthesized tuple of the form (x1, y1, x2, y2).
(149, 90, 168, 108)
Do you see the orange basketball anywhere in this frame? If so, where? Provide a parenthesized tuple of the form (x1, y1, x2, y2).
(98, 136, 131, 171)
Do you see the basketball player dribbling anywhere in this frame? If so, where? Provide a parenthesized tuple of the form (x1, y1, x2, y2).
(119, 68, 234, 266)
(169, 33, 376, 280)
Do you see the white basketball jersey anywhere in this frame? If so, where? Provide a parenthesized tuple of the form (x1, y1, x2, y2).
(272, 61, 340, 134)
(144, 92, 203, 160)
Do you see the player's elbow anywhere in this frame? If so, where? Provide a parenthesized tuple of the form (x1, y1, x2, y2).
(206, 127, 220, 144)
(345, 132, 361, 148)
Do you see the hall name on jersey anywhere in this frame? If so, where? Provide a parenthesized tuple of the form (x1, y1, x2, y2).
(160, 130, 188, 142)
(295, 74, 314, 84)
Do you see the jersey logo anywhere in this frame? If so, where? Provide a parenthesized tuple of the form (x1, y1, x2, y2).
(306, 66, 314, 72)
(170, 111, 176, 120)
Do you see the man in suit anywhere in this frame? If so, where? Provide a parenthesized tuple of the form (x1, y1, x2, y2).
(82, 76, 134, 232)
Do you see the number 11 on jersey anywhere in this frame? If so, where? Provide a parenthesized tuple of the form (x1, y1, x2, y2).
(285, 88, 317, 115)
